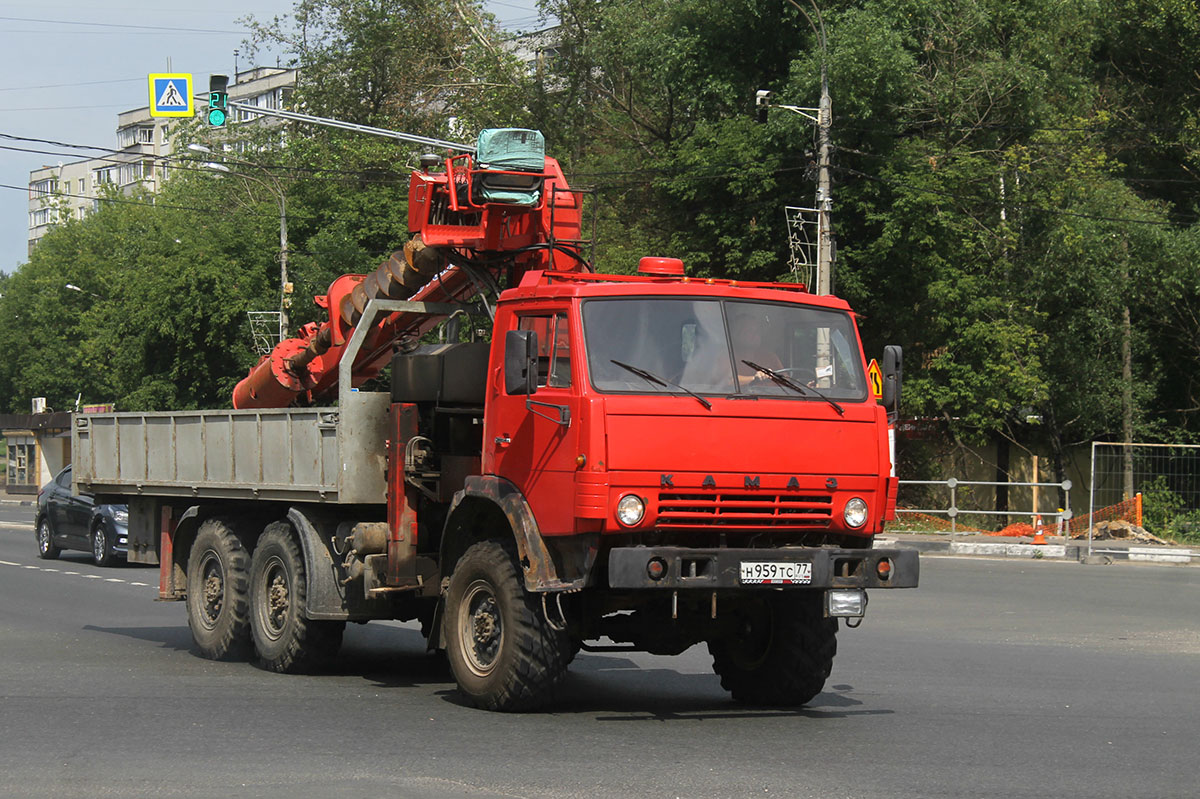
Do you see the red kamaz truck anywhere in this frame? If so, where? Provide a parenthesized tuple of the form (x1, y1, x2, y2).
(73, 129, 916, 711)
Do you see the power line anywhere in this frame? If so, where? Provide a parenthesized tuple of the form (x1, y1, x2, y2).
(0, 78, 143, 93)
(834, 164, 1195, 227)
(0, 15, 246, 34)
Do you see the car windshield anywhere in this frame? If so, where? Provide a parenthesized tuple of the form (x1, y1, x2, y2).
(581, 297, 867, 400)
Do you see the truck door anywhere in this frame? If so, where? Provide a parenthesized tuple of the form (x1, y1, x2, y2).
(488, 310, 581, 535)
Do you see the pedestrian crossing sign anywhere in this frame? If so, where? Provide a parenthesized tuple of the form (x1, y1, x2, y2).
(148, 73, 194, 118)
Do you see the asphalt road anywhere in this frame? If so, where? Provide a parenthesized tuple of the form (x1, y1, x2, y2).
(1, 505, 1197, 799)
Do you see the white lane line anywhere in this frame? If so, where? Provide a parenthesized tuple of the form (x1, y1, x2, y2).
(1, 559, 155, 588)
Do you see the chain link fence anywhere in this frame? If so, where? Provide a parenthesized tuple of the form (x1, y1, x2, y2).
(1086, 442, 1200, 552)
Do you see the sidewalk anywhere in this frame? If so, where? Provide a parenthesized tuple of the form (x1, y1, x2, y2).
(0, 486, 35, 506)
(877, 531, 1200, 565)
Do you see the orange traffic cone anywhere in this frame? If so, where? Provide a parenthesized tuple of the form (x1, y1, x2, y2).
(1030, 514, 1048, 545)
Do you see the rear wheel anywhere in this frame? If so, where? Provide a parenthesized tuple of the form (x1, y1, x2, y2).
(36, 517, 60, 560)
(444, 540, 570, 711)
(249, 522, 344, 673)
(708, 592, 837, 706)
(92, 524, 116, 567)
(186, 518, 252, 661)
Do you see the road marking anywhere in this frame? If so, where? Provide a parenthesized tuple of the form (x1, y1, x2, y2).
(0, 558, 155, 588)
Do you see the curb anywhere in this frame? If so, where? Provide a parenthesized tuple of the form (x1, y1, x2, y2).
(875, 536, 1199, 565)
(0, 499, 33, 506)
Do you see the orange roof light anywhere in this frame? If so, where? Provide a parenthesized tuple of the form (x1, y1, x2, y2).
(638, 257, 685, 277)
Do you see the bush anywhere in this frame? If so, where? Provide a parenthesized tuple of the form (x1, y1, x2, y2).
(1166, 511, 1200, 545)
(1139, 475, 1186, 536)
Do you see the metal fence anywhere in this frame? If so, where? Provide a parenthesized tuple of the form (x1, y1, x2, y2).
(897, 478, 1073, 542)
(1087, 442, 1200, 555)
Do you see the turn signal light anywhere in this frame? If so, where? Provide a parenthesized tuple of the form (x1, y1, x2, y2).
(647, 558, 668, 581)
(877, 558, 893, 580)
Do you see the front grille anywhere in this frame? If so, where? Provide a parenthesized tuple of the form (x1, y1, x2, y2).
(658, 492, 832, 528)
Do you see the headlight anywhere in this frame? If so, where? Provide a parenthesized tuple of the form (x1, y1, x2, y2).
(112, 508, 129, 524)
(843, 497, 869, 528)
(616, 494, 646, 527)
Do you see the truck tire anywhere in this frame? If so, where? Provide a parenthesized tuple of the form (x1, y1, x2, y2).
(249, 522, 344, 673)
(36, 517, 60, 560)
(708, 592, 837, 706)
(186, 519, 252, 661)
(444, 540, 570, 712)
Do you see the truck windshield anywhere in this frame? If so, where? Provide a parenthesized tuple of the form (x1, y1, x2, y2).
(582, 298, 867, 400)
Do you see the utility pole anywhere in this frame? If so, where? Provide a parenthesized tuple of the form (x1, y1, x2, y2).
(815, 62, 833, 296)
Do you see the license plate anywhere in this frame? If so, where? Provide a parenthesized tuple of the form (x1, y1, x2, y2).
(739, 561, 812, 585)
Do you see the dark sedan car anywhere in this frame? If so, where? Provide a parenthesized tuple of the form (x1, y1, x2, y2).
(36, 464, 128, 566)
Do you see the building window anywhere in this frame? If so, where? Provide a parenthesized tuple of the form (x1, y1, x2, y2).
(137, 126, 154, 144)
(78, 178, 85, 193)
(29, 179, 57, 197)
(30, 208, 51, 227)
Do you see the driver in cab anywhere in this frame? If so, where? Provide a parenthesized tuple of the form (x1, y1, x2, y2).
(729, 311, 783, 388)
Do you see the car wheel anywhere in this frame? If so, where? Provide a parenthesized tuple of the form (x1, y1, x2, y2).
(92, 524, 116, 567)
(36, 517, 60, 560)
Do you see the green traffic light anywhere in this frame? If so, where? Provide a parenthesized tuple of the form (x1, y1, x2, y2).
(208, 108, 227, 127)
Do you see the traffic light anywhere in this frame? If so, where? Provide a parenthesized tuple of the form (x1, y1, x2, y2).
(208, 74, 229, 127)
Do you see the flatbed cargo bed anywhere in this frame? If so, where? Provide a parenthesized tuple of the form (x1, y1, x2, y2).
(72, 392, 389, 505)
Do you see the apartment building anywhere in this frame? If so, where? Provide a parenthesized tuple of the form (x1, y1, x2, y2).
(27, 67, 296, 253)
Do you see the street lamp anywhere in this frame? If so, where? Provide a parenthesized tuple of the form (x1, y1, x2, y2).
(65, 283, 103, 299)
(189, 143, 291, 338)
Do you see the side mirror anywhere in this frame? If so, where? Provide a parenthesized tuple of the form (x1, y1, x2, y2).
(504, 329, 538, 396)
(881, 345, 902, 419)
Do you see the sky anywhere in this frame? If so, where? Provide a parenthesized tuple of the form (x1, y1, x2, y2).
(0, 0, 547, 275)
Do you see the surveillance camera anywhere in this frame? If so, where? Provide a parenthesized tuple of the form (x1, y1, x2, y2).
(755, 90, 773, 107)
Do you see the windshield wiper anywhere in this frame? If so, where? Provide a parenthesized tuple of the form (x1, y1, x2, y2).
(742, 360, 845, 416)
(611, 360, 712, 410)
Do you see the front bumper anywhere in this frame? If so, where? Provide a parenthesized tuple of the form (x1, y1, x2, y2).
(607, 546, 919, 590)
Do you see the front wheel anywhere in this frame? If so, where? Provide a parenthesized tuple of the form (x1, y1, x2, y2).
(92, 525, 116, 567)
(444, 540, 570, 712)
(248, 522, 344, 673)
(708, 592, 837, 706)
(36, 517, 60, 560)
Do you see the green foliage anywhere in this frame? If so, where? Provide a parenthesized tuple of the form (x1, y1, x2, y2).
(1139, 475, 1187, 536)
(3, 0, 1199, 449)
